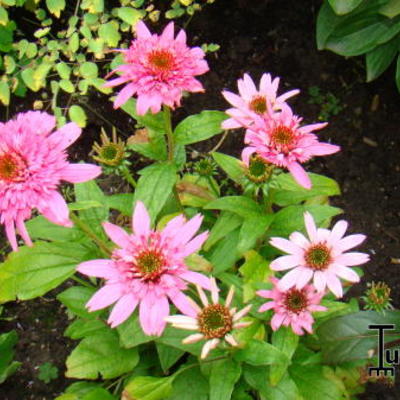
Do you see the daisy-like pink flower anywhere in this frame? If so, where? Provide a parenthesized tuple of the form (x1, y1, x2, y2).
(0, 111, 101, 251)
(104, 20, 209, 114)
(270, 212, 370, 298)
(257, 277, 326, 335)
(165, 278, 252, 359)
(77, 201, 211, 336)
(242, 103, 340, 189)
(222, 73, 299, 129)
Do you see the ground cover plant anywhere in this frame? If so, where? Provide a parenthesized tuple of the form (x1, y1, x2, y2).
(1, 1, 400, 399)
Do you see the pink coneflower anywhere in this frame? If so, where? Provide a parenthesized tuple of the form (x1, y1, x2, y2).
(242, 103, 340, 189)
(104, 20, 209, 114)
(270, 212, 370, 298)
(257, 277, 326, 335)
(77, 201, 211, 336)
(165, 279, 252, 359)
(222, 73, 299, 129)
(0, 111, 101, 251)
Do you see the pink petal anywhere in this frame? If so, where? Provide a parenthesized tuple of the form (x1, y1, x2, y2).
(313, 271, 327, 292)
(270, 254, 301, 271)
(222, 91, 244, 108)
(222, 118, 242, 130)
(176, 214, 204, 245)
(39, 191, 72, 227)
(294, 267, 313, 289)
(50, 122, 81, 150)
(132, 201, 151, 238)
(182, 231, 208, 257)
(325, 273, 343, 298)
(136, 94, 156, 115)
(287, 162, 311, 189)
(77, 259, 117, 279)
(102, 222, 130, 248)
(329, 220, 348, 242)
(86, 284, 123, 311)
(108, 293, 139, 328)
(289, 231, 309, 249)
(258, 301, 275, 313)
(5, 219, 18, 252)
(269, 237, 302, 256)
(241, 146, 257, 165)
(335, 252, 370, 266)
(114, 84, 136, 109)
(139, 294, 169, 336)
(60, 163, 102, 183)
(332, 265, 360, 283)
(336, 234, 366, 252)
(271, 312, 285, 331)
(278, 267, 303, 291)
(176, 29, 187, 43)
(298, 122, 328, 134)
(161, 22, 174, 42)
(243, 73, 257, 94)
(276, 89, 300, 103)
(303, 212, 317, 241)
(135, 20, 152, 39)
(180, 271, 212, 290)
(16, 216, 32, 247)
(307, 143, 340, 156)
(169, 291, 197, 317)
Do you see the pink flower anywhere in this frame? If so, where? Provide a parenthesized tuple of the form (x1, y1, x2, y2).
(222, 73, 299, 129)
(270, 212, 370, 298)
(105, 21, 209, 114)
(242, 103, 340, 189)
(0, 111, 101, 251)
(257, 277, 326, 335)
(165, 278, 252, 359)
(77, 201, 211, 336)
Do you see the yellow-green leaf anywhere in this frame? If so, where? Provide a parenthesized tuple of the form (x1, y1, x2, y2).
(0, 81, 10, 105)
(69, 105, 87, 127)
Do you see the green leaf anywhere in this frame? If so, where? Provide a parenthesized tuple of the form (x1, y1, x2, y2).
(46, 0, 65, 18)
(21, 68, 40, 91)
(79, 62, 98, 79)
(238, 215, 274, 254)
(60, 79, 75, 93)
(209, 229, 240, 275)
(289, 364, 345, 400)
(0, 331, 20, 384)
(0, 7, 8, 26)
(328, 0, 363, 15)
(81, 0, 104, 13)
(105, 193, 134, 216)
(57, 286, 100, 319)
(69, 105, 87, 127)
(0, 81, 10, 105)
(204, 196, 262, 219)
(212, 152, 245, 186)
(366, 35, 400, 81)
(166, 366, 208, 400)
(156, 326, 203, 356)
(38, 362, 59, 383)
(156, 343, 184, 373)
(317, 310, 400, 364)
(0, 242, 94, 303)
(117, 314, 154, 348)
(123, 376, 174, 400)
(396, 53, 400, 91)
(69, 32, 80, 53)
(117, 7, 145, 26)
(98, 21, 121, 47)
(66, 329, 139, 379)
(273, 173, 340, 206)
(56, 62, 71, 79)
(133, 163, 177, 223)
(65, 319, 105, 340)
(209, 358, 241, 400)
(174, 111, 227, 145)
(380, 0, 400, 18)
(268, 205, 342, 237)
(57, 382, 117, 400)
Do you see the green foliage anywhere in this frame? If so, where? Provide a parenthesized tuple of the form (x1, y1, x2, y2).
(38, 362, 59, 383)
(317, 0, 400, 90)
(0, 330, 21, 384)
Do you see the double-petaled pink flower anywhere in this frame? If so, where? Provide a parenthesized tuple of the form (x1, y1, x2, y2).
(242, 103, 340, 189)
(222, 73, 299, 129)
(257, 277, 326, 335)
(77, 201, 211, 336)
(0, 111, 101, 251)
(105, 21, 209, 114)
(270, 212, 370, 298)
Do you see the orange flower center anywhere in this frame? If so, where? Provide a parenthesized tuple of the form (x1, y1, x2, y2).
(249, 96, 267, 114)
(0, 152, 26, 183)
(284, 288, 308, 314)
(270, 125, 296, 152)
(198, 304, 233, 339)
(305, 243, 331, 271)
(147, 49, 175, 73)
(135, 249, 165, 281)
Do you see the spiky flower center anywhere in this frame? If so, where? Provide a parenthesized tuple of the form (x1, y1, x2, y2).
(101, 144, 118, 161)
(148, 49, 175, 73)
(270, 125, 296, 152)
(284, 289, 308, 314)
(134, 249, 165, 281)
(305, 244, 331, 271)
(198, 304, 233, 339)
(246, 154, 274, 183)
(249, 96, 267, 114)
(0, 152, 26, 183)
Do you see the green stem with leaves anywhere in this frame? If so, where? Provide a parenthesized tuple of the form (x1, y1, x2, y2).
(70, 213, 112, 256)
(163, 105, 175, 162)
(121, 165, 137, 188)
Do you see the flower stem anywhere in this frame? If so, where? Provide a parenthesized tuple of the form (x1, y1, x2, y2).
(70, 213, 112, 256)
(121, 165, 137, 188)
(163, 105, 175, 162)
(71, 275, 95, 289)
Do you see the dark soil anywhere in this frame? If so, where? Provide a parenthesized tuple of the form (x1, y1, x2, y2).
(1, 0, 400, 398)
